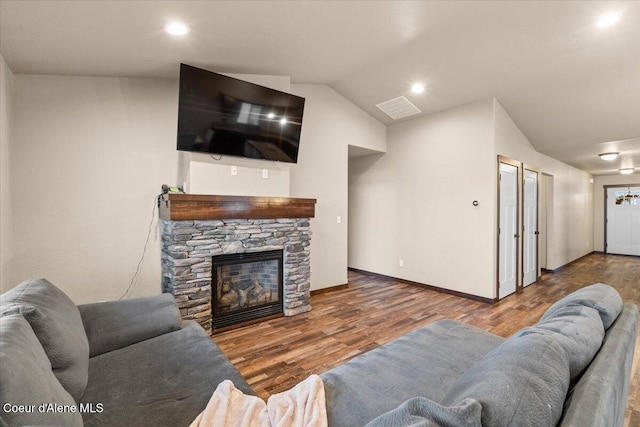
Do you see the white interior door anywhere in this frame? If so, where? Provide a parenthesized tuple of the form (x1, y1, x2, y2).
(523, 169, 538, 286)
(607, 186, 640, 256)
(499, 163, 518, 299)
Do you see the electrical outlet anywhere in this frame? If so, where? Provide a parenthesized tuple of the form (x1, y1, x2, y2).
(231, 166, 238, 176)
(262, 169, 269, 179)
(399, 259, 404, 267)
(336, 216, 341, 224)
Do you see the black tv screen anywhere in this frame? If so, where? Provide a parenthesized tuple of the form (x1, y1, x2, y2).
(177, 64, 305, 163)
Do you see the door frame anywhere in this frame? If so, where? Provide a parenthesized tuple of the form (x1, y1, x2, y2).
(523, 164, 540, 284)
(604, 183, 640, 254)
(497, 156, 523, 298)
(539, 173, 554, 271)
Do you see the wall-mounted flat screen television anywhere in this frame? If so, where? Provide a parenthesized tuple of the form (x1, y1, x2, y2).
(177, 64, 305, 163)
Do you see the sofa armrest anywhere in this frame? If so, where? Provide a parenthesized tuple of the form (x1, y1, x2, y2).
(559, 303, 638, 427)
(78, 293, 182, 357)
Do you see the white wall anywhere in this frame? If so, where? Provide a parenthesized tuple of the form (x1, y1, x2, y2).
(349, 99, 497, 299)
(6, 70, 593, 303)
(290, 84, 386, 290)
(494, 100, 594, 270)
(542, 159, 593, 269)
(593, 174, 640, 252)
(0, 55, 15, 293)
(348, 98, 595, 301)
(186, 161, 290, 197)
(11, 75, 180, 303)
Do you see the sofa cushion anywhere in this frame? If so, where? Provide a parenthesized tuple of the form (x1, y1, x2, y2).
(365, 397, 482, 427)
(321, 319, 504, 427)
(78, 294, 182, 357)
(0, 314, 83, 427)
(442, 332, 570, 427)
(0, 278, 90, 401)
(80, 321, 253, 427)
(515, 304, 604, 382)
(541, 283, 622, 330)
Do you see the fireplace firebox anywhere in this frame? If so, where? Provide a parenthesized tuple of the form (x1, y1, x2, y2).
(211, 250, 283, 329)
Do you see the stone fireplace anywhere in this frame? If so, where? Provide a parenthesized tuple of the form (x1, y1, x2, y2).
(159, 194, 316, 333)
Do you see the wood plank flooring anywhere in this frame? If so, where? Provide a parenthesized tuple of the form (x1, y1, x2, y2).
(212, 252, 640, 426)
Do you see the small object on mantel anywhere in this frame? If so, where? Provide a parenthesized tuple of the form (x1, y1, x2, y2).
(161, 184, 184, 194)
(158, 194, 317, 221)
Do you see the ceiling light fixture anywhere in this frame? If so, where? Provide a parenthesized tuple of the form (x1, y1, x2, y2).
(620, 168, 635, 175)
(165, 22, 190, 36)
(597, 12, 621, 28)
(411, 83, 425, 94)
(599, 152, 619, 161)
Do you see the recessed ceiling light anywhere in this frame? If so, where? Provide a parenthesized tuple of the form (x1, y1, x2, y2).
(599, 152, 619, 161)
(165, 22, 190, 36)
(411, 83, 425, 94)
(620, 168, 634, 175)
(279, 118, 288, 125)
(597, 12, 621, 28)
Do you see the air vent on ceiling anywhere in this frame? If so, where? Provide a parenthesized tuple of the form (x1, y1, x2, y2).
(376, 96, 421, 120)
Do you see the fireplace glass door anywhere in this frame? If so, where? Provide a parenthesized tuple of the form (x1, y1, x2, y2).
(212, 250, 283, 329)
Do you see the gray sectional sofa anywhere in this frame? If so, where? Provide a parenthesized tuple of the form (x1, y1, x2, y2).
(0, 278, 252, 427)
(1, 278, 637, 427)
(322, 284, 638, 427)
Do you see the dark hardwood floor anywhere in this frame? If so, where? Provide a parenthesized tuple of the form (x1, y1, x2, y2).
(212, 252, 640, 426)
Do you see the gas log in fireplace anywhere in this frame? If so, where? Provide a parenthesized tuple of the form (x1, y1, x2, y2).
(212, 250, 283, 329)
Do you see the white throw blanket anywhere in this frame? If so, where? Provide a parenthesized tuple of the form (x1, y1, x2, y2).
(190, 375, 327, 427)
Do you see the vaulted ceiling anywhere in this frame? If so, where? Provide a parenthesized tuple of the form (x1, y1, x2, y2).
(1, 0, 639, 175)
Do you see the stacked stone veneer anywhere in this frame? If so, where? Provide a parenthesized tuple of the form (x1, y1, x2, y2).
(161, 218, 311, 333)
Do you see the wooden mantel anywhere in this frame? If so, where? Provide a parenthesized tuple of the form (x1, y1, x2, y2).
(159, 194, 316, 221)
